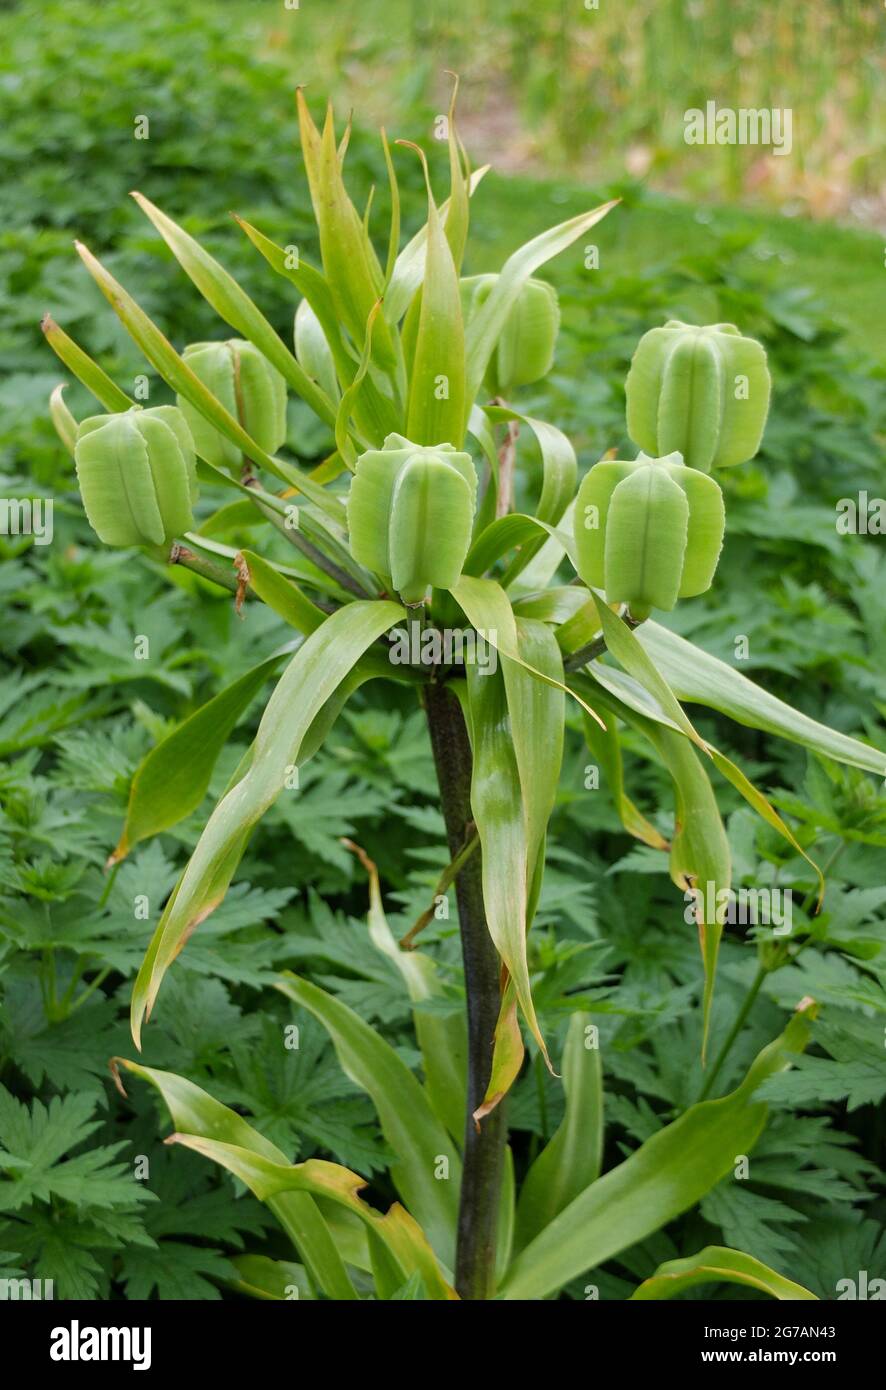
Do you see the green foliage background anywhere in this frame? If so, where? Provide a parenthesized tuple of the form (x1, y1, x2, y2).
(0, 0, 883, 1299)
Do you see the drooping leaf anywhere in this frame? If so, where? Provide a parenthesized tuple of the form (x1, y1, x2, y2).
(347, 840, 467, 1141)
(577, 674, 731, 1048)
(630, 1246, 817, 1301)
(579, 703, 669, 850)
(276, 974, 461, 1269)
(131, 600, 404, 1045)
(588, 595, 822, 910)
(114, 1059, 357, 1300)
(110, 652, 284, 864)
(166, 1132, 457, 1300)
(638, 621, 886, 778)
(451, 575, 603, 727)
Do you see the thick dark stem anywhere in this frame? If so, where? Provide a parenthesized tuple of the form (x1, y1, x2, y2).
(425, 681, 506, 1300)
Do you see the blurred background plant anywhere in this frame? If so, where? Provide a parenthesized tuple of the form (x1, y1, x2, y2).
(253, 0, 884, 220)
(0, 0, 883, 1299)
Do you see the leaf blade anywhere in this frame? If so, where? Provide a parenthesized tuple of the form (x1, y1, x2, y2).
(276, 973, 461, 1269)
(130, 600, 403, 1045)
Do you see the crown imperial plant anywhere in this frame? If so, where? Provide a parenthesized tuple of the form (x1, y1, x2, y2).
(461, 274, 560, 396)
(42, 83, 884, 1305)
(74, 405, 197, 547)
(177, 339, 287, 469)
(625, 319, 771, 472)
(347, 434, 477, 604)
(574, 450, 725, 620)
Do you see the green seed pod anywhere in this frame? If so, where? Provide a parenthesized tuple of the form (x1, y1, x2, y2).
(177, 339, 287, 470)
(625, 320, 771, 472)
(347, 433, 477, 604)
(574, 450, 725, 620)
(461, 274, 560, 396)
(74, 405, 197, 548)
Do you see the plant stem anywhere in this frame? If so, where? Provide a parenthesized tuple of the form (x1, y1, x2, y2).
(243, 477, 371, 598)
(697, 962, 767, 1101)
(399, 829, 480, 950)
(563, 634, 607, 670)
(495, 412, 520, 519)
(168, 543, 244, 596)
(424, 680, 506, 1300)
(563, 609, 643, 672)
(698, 839, 846, 1100)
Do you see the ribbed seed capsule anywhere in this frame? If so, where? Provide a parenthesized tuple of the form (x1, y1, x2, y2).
(74, 406, 197, 548)
(625, 320, 771, 472)
(461, 274, 560, 396)
(574, 451, 725, 620)
(176, 339, 287, 470)
(347, 433, 477, 604)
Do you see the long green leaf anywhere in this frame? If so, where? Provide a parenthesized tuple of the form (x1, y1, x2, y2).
(238, 550, 327, 635)
(41, 315, 132, 412)
(441, 76, 470, 270)
(464, 199, 619, 401)
(386, 166, 489, 325)
(638, 621, 886, 778)
(589, 595, 823, 908)
(630, 1246, 817, 1301)
(499, 1007, 814, 1300)
(131, 193, 337, 428)
(276, 974, 461, 1269)
(467, 655, 532, 1087)
(469, 616, 565, 1106)
(114, 1059, 357, 1300)
(131, 600, 403, 1045)
(167, 1132, 456, 1299)
(110, 652, 283, 864)
(74, 241, 344, 521)
(228, 1255, 313, 1301)
(404, 152, 466, 448)
(504, 618, 564, 885)
(514, 1012, 603, 1251)
(451, 575, 603, 727)
(575, 673, 731, 1048)
(578, 702, 669, 849)
(347, 841, 467, 1141)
